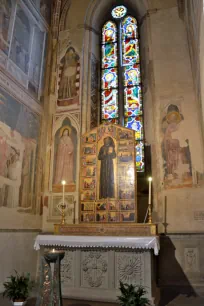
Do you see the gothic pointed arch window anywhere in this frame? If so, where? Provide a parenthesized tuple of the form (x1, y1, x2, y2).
(101, 5, 144, 172)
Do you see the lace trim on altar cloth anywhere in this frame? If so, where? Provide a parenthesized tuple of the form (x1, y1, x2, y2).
(34, 235, 160, 255)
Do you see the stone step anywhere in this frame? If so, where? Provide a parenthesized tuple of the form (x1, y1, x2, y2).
(166, 294, 204, 306)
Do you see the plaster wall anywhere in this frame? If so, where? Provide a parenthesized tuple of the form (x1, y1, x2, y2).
(0, 0, 51, 293)
(148, 5, 204, 233)
(0, 231, 40, 293)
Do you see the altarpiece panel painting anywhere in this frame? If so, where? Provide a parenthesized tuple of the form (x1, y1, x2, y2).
(80, 123, 137, 223)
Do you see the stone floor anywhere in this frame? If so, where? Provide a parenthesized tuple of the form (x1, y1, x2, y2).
(165, 295, 204, 306)
(1, 295, 204, 306)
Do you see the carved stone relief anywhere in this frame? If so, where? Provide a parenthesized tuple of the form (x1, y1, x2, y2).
(81, 251, 108, 288)
(61, 250, 75, 287)
(115, 252, 144, 287)
(184, 248, 199, 272)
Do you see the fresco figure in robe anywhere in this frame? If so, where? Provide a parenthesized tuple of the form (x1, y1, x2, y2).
(58, 48, 79, 100)
(98, 136, 116, 198)
(54, 128, 74, 184)
(161, 104, 192, 188)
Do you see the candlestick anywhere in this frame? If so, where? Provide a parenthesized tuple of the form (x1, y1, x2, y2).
(148, 177, 152, 224)
(61, 180, 66, 225)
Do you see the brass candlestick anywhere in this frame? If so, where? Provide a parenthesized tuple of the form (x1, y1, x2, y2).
(148, 177, 152, 224)
(60, 204, 66, 225)
(60, 180, 67, 225)
(148, 203, 152, 224)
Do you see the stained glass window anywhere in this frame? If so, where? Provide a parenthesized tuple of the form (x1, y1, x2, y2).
(101, 21, 119, 123)
(111, 6, 127, 19)
(101, 7, 145, 172)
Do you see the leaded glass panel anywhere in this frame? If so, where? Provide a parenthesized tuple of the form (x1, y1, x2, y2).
(102, 43, 117, 68)
(101, 89, 118, 119)
(102, 21, 117, 43)
(124, 86, 142, 117)
(101, 68, 118, 89)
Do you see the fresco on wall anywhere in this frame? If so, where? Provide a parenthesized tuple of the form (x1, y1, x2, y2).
(57, 47, 80, 108)
(0, 0, 12, 55)
(0, 86, 40, 212)
(10, 5, 31, 74)
(161, 104, 192, 189)
(40, 0, 51, 24)
(53, 118, 77, 192)
(28, 27, 45, 96)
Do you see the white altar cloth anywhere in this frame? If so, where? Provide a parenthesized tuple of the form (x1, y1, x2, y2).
(34, 235, 160, 255)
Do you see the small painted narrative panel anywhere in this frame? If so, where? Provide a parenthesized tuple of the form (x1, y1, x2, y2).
(124, 64, 141, 86)
(102, 43, 117, 68)
(101, 89, 118, 120)
(101, 68, 118, 89)
(102, 21, 117, 43)
(124, 86, 142, 117)
(80, 123, 137, 223)
(124, 116, 144, 140)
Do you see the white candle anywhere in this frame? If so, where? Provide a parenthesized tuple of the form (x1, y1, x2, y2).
(52, 248, 55, 253)
(148, 177, 152, 204)
(62, 180, 66, 205)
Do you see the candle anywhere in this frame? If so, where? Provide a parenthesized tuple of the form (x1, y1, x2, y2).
(148, 177, 152, 204)
(52, 249, 55, 253)
(61, 180, 66, 205)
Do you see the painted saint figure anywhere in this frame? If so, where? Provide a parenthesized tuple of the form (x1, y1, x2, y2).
(98, 136, 116, 198)
(162, 104, 192, 187)
(58, 48, 79, 100)
(54, 128, 74, 184)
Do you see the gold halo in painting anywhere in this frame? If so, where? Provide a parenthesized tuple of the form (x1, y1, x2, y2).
(59, 125, 71, 137)
(166, 111, 182, 124)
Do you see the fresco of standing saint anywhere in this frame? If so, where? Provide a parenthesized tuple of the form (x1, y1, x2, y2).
(54, 128, 74, 185)
(98, 136, 116, 198)
(161, 104, 192, 189)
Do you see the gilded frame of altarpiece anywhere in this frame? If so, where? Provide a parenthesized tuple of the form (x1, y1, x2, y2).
(80, 123, 137, 223)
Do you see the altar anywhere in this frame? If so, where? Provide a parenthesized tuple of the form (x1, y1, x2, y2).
(35, 123, 159, 305)
(34, 233, 160, 304)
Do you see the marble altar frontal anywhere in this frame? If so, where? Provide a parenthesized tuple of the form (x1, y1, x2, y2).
(34, 235, 160, 304)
